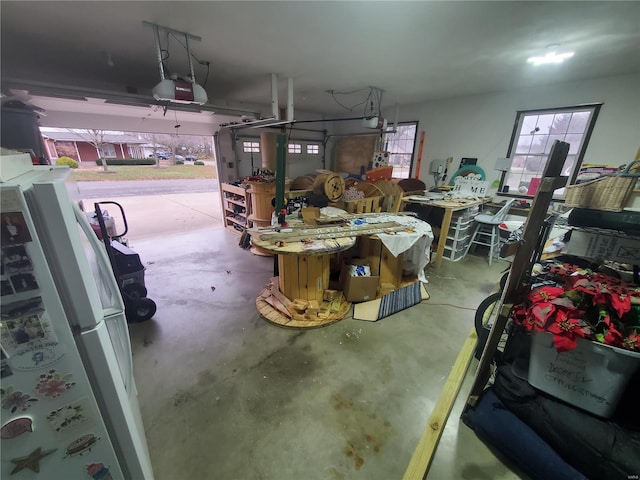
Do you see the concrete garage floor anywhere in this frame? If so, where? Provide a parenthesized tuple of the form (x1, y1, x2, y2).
(106, 192, 522, 479)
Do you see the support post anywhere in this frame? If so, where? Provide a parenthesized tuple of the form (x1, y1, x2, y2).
(275, 134, 287, 212)
(271, 73, 279, 120)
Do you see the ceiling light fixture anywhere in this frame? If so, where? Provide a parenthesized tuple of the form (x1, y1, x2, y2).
(527, 51, 574, 65)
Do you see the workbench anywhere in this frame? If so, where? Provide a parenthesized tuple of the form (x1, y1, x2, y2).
(402, 196, 491, 268)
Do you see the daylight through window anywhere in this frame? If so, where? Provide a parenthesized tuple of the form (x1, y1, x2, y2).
(307, 144, 320, 154)
(384, 122, 418, 179)
(243, 141, 260, 153)
(288, 143, 302, 154)
(500, 105, 601, 197)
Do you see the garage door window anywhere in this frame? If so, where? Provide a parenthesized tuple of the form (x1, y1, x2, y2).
(288, 143, 302, 154)
(500, 104, 601, 197)
(243, 141, 260, 153)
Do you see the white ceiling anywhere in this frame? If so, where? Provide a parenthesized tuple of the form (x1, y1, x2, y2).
(2, 1, 639, 117)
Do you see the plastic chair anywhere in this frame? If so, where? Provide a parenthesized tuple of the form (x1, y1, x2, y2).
(464, 199, 517, 265)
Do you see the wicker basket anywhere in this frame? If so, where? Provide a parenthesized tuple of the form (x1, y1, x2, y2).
(564, 175, 636, 212)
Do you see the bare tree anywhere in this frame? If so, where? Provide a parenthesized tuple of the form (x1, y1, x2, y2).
(138, 133, 164, 168)
(69, 129, 110, 172)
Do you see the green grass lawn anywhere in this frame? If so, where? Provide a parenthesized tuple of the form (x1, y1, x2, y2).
(71, 165, 218, 181)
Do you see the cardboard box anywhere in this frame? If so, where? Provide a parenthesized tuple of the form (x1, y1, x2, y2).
(565, 229, 640, 264)
(340, 259, 379, 303)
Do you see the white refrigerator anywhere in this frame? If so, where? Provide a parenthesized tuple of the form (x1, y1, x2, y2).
(0, 154, 154, 479)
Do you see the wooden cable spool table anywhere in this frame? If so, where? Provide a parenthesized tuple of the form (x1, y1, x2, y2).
(251, 232, 356, 328)
(249, 216, 430, 328)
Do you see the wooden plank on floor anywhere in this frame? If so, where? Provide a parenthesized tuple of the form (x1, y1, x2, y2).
(403, 327, 477, 480)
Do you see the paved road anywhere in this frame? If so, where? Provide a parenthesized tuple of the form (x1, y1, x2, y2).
(77, 179, 219, 199)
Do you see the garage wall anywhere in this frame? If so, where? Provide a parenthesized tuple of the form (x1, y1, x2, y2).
(234, 132, 325, 179)
(397, 72, 640, 189)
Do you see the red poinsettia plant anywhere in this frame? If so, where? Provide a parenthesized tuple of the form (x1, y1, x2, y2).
(512, 264, 640, 353)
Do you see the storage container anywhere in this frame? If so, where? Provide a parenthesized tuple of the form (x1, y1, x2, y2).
(528, 331, 640, 418)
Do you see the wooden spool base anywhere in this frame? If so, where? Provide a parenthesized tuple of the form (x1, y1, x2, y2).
(256, 286, 351, 329)
(250, 245, 273, 257)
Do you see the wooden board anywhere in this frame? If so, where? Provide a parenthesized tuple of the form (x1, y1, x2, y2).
(256, 222, 400, 242)
(403, 326, 477, 480)
(256, 285, 351, 329)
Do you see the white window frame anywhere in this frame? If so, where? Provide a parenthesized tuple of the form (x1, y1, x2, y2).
(384, 122, 418, 179)
(102, 143, 117, 157)
(288, 143, 302, 154)
(500, 104, 601, 198)
(306, 144, 320, 155)
(243, 141, 260, 153)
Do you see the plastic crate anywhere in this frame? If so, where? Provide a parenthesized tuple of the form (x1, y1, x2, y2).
(528, 331, 640, 418)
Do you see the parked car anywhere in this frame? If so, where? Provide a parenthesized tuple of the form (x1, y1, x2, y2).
(185, 155, 197, 162)
(174, 155, 185, 162)
(150, 151, 169, 160)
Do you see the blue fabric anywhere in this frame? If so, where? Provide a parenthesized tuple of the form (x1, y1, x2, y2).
(462, 388, 588, 480)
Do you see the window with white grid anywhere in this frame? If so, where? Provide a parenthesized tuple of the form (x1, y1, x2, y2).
(384, 122, 418, 179)
(288, 143, 302, 154)
(306, 144, 320, 154)
(500, 105, 601, 197)
(102, 143, 116, 157)
(243, 141, 260, 153)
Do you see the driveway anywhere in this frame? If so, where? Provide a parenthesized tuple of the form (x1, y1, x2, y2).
(77, 179, 219, 199)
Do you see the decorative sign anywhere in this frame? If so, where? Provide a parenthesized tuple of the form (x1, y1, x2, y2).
(35, 369, 75, 398)
(371, 151, 390, 169)
(452, 176, 489, 197)
(1, 417, 33, 439)
(1, 386, 38, 413)
(64, 433, 101, 458)
(10, 447, 57, 475)
(47, 398, 91, 433)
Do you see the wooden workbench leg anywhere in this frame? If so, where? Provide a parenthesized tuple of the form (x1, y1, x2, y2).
(434, 208, 453, 268)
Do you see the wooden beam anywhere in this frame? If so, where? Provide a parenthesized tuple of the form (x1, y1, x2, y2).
(403, 327, 477, 480)
(467, 140, 570, 405)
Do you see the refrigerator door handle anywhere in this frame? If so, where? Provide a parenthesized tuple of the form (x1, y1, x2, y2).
(73, 203, 125, 314)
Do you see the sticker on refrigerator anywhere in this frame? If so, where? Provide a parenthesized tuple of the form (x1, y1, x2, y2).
(9, 446, 57, 475)
(1, 416, 33, 439)
(0, 212, 32, 245)
(63, 433, 101, 457)
(2, 245, 33, 274)
(1, 302, 59, 358)
(47, 397, 91, 433)
(7, 341, 65, 371)
(1, 296, 45, 321)
(86, 462, 113, 479)
(34, 369, 76, 398)
(1, 386, 38, 413)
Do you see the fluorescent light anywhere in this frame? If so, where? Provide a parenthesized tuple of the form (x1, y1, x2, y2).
(527, 51, 574, 65)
